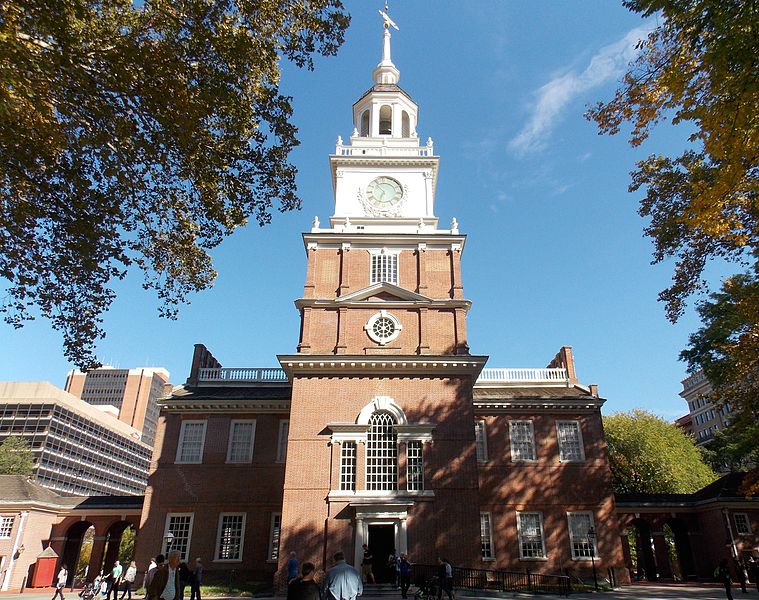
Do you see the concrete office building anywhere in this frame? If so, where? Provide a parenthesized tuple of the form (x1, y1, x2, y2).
(65, 367, 170, 446)
(679, 370, 734, 444)
(0, 382, 152, 496)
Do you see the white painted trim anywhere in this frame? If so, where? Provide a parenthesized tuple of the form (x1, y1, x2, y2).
(567, 511, 597, 560)
(734, 512, 751, 536)
(164, 512, 194, 562)
(267, 513, 282, 563)
(225, 419, 256, 464)
(509, 420, 537, 462)
(276, 420, 289, 463)
(556, 420, 585, 462)
(480, 512, 495, 560)
(475, 420, 488, 462)
(356, 396, 407, 425)
(214, 512, 246, 562)
(365, 310, 403, 346)
(517, 511, 547, 560)
(175, 420, 207, 464)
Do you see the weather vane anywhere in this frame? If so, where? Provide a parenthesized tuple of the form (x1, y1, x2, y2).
(379, 2, 399, 30)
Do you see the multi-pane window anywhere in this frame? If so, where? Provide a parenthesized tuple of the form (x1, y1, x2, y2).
(227, 420, 256, 463)
(366, 412, 397, 491)
(480, 512, 494, 559)
(407, 441, 424, 492)
(475, 420, 488, 462)
(164, 513, 194, 560)
(277, 420, 289, 463)
(268, 513, 281, 562)
(735, 513, 751, 535)
(568, 512, 596, 559)
(0, 515, 14, 538)
(340, 442, 357, 491)
(176, 421, 206, 463)
(509, 421, 536, 461)
(216, 513, 245, 561)
(371, 252, 398, 285)
(517, 513, 546, 559)
(557, 421, 584, 462)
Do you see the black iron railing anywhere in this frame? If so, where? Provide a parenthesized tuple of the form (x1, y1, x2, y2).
(411, 564, 571, 597)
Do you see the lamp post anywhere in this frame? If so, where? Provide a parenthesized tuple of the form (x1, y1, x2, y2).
(163, 532, 175, 555)
(587, 527, 598, 591)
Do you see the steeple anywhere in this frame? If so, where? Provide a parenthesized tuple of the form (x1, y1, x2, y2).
(373, 27, 400, 85)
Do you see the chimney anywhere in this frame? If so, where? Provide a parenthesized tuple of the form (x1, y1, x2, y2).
(187, 344, 222, 386)
(546, 346, 578, 383)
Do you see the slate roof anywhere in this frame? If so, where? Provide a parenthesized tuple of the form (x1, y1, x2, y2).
(167, 384, 291, 402)
(353, 84, 416, 107)
(0, 475, 63, 503)
(473, 385, 596, 400)
(615, 473, 758, 506)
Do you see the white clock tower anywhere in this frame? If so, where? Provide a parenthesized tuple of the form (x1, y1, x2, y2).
(322, 23, 445, 233)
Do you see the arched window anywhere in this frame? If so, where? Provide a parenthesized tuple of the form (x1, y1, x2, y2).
(360, 110, 370, 137)
(402, 111, 410, 137)
(379, 105, 392, 135)
(366, 412, 397, 490)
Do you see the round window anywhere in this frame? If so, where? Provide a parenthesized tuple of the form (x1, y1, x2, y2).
(365, 311, 402, 346)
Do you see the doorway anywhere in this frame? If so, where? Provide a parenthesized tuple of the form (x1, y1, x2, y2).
(368, 524, 395, 584)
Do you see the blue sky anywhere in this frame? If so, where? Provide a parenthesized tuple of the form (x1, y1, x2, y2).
(1, 2, 720, 420)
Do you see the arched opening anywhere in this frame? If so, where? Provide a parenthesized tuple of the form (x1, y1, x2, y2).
(360, 110, 370, 137)
(379, 105, 392, 135)
(401, 111, 410, 137)
(665, 518, 696, 580)
(102, 521, 136, 579)
(366, 412, 397, 491)
(62, 521, 94, 585)
(628, 518, 658, 581)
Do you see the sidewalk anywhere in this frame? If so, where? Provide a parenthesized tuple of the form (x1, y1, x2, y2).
(2, 584, 757, 600)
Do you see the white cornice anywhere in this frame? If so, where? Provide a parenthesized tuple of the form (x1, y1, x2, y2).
(295, 298, 471, 311)
(329, 155, 439, 197)
(473, 398, 605, 412)
(302, 232, 467, 252)
(278, 355, 488, 378)
(159, 399, 291, 413)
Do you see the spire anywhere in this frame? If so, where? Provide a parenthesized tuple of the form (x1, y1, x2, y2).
(373, 8, 400, 85)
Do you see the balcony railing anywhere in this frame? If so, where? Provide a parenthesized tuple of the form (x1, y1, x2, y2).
(477, 368, 568, 383)
(197, 368, 288, 383)
(335, 143, 434, 157)
(197, 367, 568, 384)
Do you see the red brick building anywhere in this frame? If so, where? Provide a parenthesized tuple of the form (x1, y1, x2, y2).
(136, 23, 627, 587)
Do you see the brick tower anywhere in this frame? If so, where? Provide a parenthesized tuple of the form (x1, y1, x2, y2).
(277, 18, 488, 576)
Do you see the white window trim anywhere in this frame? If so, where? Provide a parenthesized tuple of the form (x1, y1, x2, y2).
(164, 512, 194, 562)
(214, 512, 246, 562)
(509, 420, 537, 462)
(276, 420, 289, 464)
(226, 419, 257, 464)
(480, 511, 495, 561)
(175, 420, 207, 464)
(0, 515, 14, 538)
(369, 249, 401, 285)
(267, 512, 282, 563)
(365, 310, 403, 346)
(567, 511, 597, 560)
(734, 513, 751, 536)
(556, 420, 585, 462)
(517, 512, 548, 561)
(475, 420, 488, 462)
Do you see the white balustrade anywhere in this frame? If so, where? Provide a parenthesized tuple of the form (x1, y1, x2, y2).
(198, 367, 288, 382)
(477, 368, 568, 383)
(335, 144, 434, 157)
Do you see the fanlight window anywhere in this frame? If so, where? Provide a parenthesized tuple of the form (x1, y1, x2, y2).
(379, 105, 392, 135)
(366, 412, 397, 490)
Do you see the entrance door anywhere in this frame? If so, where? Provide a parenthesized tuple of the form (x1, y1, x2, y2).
(368, 524, 395, 584)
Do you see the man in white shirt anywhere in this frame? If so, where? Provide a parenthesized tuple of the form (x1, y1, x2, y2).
(52, 564, 68, 600)
(119, 561, 137, 600)
(147, 550, 181, 600)
(324, 552, 362, 600)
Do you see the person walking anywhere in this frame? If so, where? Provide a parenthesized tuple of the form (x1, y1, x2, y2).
(717, 558, 734, 600)
(436, 558, 454, 600)
(52, 564, 68, 600)
(144, 556, 164, 600)
(360, 545, 374, 584)
(189, 558, 203, 600)
(287, 552, 300, 584)
(735, 558, 748, 594)
(287, 562, 321, 600)
(749, 556, 759, 593)
(399, 555, 411, 599)
(109, 561, 123, 600)
(119, 562, 137, 600)
(147, 550, 181, 600)
(324, 552, 363, 600)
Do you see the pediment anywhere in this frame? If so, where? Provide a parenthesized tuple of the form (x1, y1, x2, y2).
(336, 282, 433, 303)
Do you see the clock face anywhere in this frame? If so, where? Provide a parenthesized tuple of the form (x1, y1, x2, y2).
(366, 177, 403, 212)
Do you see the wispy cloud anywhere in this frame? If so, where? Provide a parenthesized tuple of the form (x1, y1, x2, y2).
(508, 25, 652, 157)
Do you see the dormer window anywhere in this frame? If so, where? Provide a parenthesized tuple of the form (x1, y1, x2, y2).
(379, 105, 392, 135)
(360, 110, 370, 137)
(370, 250, 398, 284)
